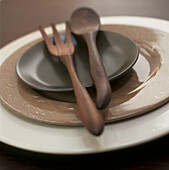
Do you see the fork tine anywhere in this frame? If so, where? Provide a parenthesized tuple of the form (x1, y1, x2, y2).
(65, 22, 72, 44)
(39, 25, 56, 55)
(51, 23, 64, 47)
(65, 22, 74, 53)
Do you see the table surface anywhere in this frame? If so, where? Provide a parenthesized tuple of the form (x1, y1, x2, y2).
(1, 0, 169, 169)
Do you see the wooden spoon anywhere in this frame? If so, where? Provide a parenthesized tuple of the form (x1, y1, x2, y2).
(70, 7, 111, 109)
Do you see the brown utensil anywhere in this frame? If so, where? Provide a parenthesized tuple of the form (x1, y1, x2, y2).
(70, 7, 111, 109)
(39, 22, 104, 136)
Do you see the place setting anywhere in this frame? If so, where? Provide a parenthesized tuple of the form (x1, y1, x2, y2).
(0, 7, 169, 154)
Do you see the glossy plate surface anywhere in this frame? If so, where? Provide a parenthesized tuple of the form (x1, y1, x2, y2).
(16, 30, 138, 92)
(0, 16, 169, 154)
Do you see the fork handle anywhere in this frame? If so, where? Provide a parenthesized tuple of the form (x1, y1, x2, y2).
(82, 31, 112, 109)
(60, 55, 104, 136)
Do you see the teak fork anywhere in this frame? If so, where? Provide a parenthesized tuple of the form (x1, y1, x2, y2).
(39, 22, 104, 135)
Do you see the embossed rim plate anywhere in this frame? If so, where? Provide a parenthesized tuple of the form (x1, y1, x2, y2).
(0, 16, 169, 154)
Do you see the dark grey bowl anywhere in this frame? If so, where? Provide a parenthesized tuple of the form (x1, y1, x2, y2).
(16, 30, 139, 98)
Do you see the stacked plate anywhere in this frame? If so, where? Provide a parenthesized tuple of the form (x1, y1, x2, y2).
(0, 16, 169, 154)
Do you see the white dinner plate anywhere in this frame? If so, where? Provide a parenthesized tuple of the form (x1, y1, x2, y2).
(0, 16, 169, 154)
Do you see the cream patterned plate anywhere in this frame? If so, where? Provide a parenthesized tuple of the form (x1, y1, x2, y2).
(0, 16, 169, 154)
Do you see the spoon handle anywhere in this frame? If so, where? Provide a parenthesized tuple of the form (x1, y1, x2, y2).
(83, 32, 112, 109)
(60, 55, 104, 136)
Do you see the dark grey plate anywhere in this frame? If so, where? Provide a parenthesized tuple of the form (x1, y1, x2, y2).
(16, 30, 139, 92)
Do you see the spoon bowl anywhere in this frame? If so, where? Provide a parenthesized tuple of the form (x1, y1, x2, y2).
(70, 8, 100, 34)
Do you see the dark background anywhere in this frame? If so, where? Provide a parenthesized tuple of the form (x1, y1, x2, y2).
(1, 0, 169, 47)
(1, 0, 169, 169)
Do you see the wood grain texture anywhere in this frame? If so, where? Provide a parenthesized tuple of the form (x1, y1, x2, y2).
(70, 8, 111, 109)
(39, 23, 104, 135)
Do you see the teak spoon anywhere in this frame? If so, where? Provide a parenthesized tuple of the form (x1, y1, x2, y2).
(70, 7, 111, 109)
(39, 22, 104, 136)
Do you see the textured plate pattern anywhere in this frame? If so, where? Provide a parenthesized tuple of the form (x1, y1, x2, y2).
(0, 24, 169, 125)
(0, 17, 169, 154)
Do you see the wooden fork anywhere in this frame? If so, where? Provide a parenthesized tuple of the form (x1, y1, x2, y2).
(39, 22, 104, 135)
